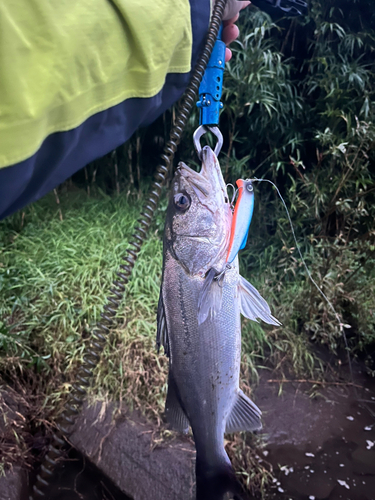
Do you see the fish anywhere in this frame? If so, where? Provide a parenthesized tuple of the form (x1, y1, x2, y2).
(157, 146, 280, 500)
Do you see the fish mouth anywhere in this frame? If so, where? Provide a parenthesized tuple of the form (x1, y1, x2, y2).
(177, 235, 212, 244)
(177, 147, 228, 203)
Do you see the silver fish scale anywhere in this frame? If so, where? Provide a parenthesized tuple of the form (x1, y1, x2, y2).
(163, 250, 241, 467)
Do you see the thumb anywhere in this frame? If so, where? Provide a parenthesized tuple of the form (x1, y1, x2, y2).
(221, 1, 251, 21)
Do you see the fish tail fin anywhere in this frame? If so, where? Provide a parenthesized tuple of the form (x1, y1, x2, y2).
(196, 457, 244, 500)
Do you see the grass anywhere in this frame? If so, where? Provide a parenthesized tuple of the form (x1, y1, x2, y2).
(0, 187, 162, 370)
(226, 434, 274, 498)
(0, 186, 168, 469)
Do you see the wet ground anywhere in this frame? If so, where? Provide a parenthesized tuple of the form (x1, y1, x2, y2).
(255, 366, 375, 500)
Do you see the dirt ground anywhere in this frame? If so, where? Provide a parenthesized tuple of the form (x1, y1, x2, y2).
(254, 363, 375, 500)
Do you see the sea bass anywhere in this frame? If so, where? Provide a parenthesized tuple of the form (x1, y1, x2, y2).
(157, 146, 279, 500)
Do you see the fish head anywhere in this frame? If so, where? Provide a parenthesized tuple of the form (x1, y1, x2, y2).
(165, 146, 232, 276)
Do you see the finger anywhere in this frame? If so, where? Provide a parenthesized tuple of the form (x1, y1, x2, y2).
(222, 23, 239, 46)
(222, 1, 251, 21)
(223, 13, 239, 27)
(225, 47, 232, 63)
(239, 1, 251, 11)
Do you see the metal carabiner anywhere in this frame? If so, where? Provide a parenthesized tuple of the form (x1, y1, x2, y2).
(193, 125, 223, 160)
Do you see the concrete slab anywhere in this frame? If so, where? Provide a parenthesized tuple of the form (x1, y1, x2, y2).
(0, 467, 28, 500)
(69, 402, 196, 500)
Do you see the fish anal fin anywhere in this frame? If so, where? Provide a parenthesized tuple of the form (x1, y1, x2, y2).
(165, 372, 190, 433)
(225, 389, 262, 434)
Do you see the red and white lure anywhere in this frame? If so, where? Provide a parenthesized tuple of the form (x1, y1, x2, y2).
(226, 179, 254, 264)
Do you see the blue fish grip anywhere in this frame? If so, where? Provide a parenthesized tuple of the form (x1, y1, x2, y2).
(197, 25, 226, 126)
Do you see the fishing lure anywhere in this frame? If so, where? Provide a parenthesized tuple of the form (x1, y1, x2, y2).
(226, 179, 254, 264)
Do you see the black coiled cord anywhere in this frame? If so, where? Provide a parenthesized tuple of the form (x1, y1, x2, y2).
(30, 1, 228, 498)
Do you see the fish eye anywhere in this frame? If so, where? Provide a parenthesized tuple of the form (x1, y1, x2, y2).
(174, 193, 191, 211)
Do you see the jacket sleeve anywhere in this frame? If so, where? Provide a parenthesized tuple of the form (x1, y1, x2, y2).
(0, 0, 210, 219)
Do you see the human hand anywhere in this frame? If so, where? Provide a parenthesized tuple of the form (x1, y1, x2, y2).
(216, 0, 251, 61)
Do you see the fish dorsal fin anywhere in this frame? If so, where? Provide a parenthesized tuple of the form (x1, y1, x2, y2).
(156, 291, 170, 357)
(165, 372, 190, 433)
(239, 276, 281, 326)
(197, 268, 223, 325)
(225, 389, 262, 434)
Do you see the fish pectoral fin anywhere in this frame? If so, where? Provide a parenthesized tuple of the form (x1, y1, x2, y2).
(239, 275, 281, 326)
(156, 291, 170, 357)
(165, 372, 190, 433)
(197, 268, 223, 325)
(225, 389, 262, 434)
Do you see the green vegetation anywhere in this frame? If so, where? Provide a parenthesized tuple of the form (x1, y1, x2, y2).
(0, 188, 165, 387)
(229, 1, 375, 372)
(1, 0, 375, 496)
